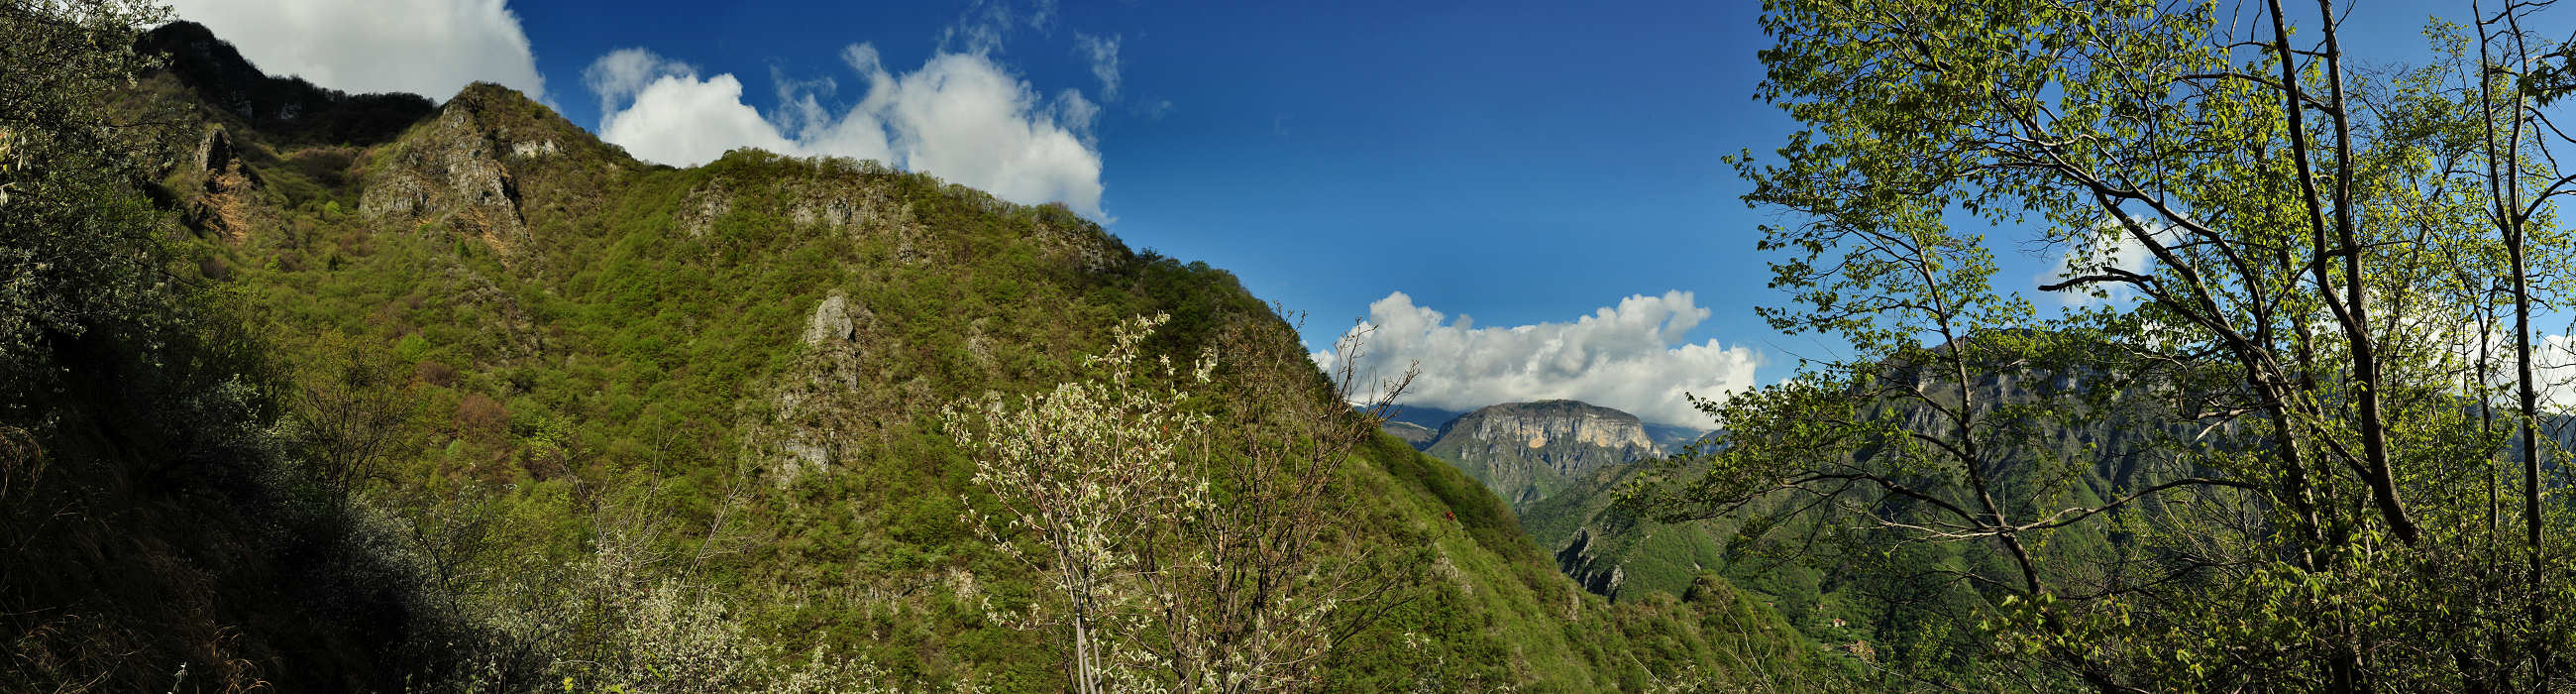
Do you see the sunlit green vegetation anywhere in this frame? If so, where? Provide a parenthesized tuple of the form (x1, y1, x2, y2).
(2, 4, 1838, 691)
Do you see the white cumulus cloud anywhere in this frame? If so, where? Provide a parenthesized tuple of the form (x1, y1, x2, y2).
(2040, 216, 2195, 308)
(164, 0, 545, 101)
(602, 73, 800, 171)
(585, 45, 1106, 219)
(2446, 331, 2576, 412)
(1315, 291, 1765, 427)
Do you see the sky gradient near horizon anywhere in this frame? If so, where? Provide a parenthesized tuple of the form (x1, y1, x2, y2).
(160, 0, 2551, 426)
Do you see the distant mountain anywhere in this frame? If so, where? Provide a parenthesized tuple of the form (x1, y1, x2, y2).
(1381, 405, 1470, 432)
(1378, 419, 1439, 447)
(1643, 421, 1715, 450)
(1421, 400, 1665, 509)
(1402, 400, 1720, 601)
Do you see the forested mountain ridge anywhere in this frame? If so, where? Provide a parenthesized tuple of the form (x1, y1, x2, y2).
(1519, 342, 2206, 628)
(0, 15, 1842, 692)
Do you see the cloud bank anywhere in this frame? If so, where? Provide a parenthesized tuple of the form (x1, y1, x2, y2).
(1315, 291, 1764, 427)
(585, 46, 1106, 219)
(164, 0, 545, 101)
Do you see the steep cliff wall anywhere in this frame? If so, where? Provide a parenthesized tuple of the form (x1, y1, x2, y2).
(1422, 400, 1663, 509)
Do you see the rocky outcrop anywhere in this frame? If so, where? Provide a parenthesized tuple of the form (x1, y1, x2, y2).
(753, 291, 879, 482)
(181, 125, 264, 241)
(1026, 204, 1124, 274)
(1421, 400, 1664, 509)
(360, 99, 526, 243)
(674, 181, 734, 238)
(194, 125, 239, 174)
(1555, 527, 1624, 600)
(674, 157, 944, 267)
(786, 178, 906, 233)
(803, 293, 859, 347)
(509, 140, 561, 159)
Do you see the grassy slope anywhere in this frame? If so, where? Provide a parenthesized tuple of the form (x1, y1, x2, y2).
(1332, 435, 1830, 690)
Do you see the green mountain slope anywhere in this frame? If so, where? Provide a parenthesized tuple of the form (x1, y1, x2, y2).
(0, 20, 1846, 691)
(1520, 461, 1736, 601)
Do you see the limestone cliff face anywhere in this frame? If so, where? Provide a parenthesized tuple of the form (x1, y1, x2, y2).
(179, 126, 265, 241)
(1422, 400, 1663, 509)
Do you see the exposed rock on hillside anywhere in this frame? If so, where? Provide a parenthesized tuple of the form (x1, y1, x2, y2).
(674, 180, 733, 238)
(670, 157, 944, 265)
(1422, 400, 1663, 509)
(786, 176, 906, 234)
(754, 290, 881, 482)
(1555, 526, 1626, 600)
(356, 81, 630, 250)
(180, 125, 263, 240)
(360, 96, 528, 243)
(803, 292, 859, 346)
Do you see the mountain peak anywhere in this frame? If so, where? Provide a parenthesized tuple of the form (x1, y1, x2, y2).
(140, 21, 436, 147)
(1460, 399, 1644, 421)
(1423, 399, 1663, 509)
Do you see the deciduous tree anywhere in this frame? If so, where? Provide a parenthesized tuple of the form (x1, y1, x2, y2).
(1643, 0, 2576, 689)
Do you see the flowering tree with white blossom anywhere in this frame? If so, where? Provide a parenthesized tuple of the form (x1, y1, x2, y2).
(944, 312, 1413, 694)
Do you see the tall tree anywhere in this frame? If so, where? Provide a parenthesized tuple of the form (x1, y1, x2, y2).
(0, 0, 172, 379)
(1646, 0, 2576, 689)
(2469, 0, 2576, 681)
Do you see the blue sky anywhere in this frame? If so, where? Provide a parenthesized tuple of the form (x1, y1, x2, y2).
(161, 0, 2554, 425)
(521, 0, 1801, 375)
